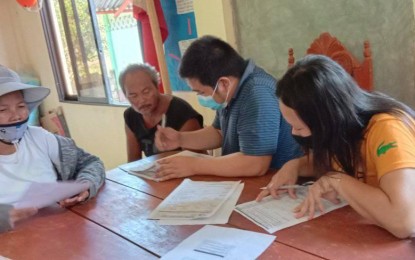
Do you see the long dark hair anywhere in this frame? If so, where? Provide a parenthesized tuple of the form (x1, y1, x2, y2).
(277, 55, 415, 177)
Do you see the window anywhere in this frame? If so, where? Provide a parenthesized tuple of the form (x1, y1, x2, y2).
(40, 0, 144, 104)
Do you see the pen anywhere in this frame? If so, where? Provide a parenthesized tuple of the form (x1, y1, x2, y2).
(260, 181, 315, 190)
(161, 114, 166, 128)
(260, 184, 314, 190)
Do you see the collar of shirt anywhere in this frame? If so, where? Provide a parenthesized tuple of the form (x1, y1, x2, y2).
(229, 59, 255, 105)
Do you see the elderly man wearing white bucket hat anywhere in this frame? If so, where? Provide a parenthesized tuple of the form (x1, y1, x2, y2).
(0, 65, 105, 233)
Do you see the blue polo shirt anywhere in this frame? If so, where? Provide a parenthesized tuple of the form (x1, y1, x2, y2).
(212, 60, 302, 169)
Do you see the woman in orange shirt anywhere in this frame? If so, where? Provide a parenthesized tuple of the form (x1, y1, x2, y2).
(258, 55, 415, 238)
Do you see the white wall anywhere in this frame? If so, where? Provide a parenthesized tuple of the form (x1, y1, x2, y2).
(0, 1, 26, 69)
(0, 0, 233, 169)
(175, 0, 237, 126)
(1, 0, 127, 169)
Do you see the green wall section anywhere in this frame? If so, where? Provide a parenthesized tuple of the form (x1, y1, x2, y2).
(233, 0, 415, 107)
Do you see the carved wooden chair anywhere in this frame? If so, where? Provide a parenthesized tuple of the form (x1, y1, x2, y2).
(288, 32, 373, 91)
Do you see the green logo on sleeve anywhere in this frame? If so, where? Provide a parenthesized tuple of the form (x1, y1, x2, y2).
(376, 141, 397, 157)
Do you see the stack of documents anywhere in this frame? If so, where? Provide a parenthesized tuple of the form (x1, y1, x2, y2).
(149, 179, 243, 225)
(118, 150, 213, 181)
(235, 187, 348, 233)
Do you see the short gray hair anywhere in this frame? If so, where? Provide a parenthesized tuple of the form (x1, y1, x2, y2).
(118, 63, 160, 93)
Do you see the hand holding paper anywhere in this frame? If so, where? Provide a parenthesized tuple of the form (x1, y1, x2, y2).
(13, 181, 90, 209)
(58, 190, 90, 207)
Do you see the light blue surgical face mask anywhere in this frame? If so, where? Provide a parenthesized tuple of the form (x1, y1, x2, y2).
(197, 81, 229, 110)
(0, 118, 29, 144)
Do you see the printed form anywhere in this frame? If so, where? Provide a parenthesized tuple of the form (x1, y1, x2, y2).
(149, 179, 241, 220)
(118, 151, 213, 181)
(161, 225, 276, 260)
(235, 187, 348, 233)
(159, 183, 244, 225)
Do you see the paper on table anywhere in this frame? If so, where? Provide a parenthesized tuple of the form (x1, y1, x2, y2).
(118, 156, 158, 180)
(149, 179, 240, 220)
(158, 183, 244, 225)
(235, 187, 348, 233)
(118, 150, 213, 181)
(161, 225, 276, 260)
(12, 181, 90, 209)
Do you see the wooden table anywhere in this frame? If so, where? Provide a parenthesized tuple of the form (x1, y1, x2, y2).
(106, 153, 415, 259)
(1, 152, 414, 259)
(0, 206, 157, 259)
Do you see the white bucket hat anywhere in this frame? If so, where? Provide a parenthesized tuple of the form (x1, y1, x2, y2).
(0, 65, 50, 112)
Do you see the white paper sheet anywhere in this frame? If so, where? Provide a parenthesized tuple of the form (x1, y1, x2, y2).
(161, 225, 276, 260)
(149, 179, 240, 220)
(235, 187, 348, 233)
(118, 150, 213, 181)
(175, 0, 194, 14)
(178, 39, 196, 56)
(12, 181, 90, 209)
(158, 183, 244, 225)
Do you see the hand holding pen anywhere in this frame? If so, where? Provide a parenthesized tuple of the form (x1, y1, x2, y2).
(256, 181, 314, 202)
(256, 158, 305, 201)
(161, 114, 166, 128)
(259, 181, 315, 190)
(155, 114, 182, 151)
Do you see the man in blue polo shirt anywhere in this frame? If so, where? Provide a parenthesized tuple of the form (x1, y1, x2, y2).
(154, 35, 301, 180)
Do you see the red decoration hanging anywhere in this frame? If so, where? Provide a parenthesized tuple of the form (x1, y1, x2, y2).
(16, 0, 37, 8)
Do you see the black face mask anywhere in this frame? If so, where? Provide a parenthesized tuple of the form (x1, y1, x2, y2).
(292, 135, 313, 149)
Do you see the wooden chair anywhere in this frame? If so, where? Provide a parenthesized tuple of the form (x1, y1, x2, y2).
(288, 32, 373, 91)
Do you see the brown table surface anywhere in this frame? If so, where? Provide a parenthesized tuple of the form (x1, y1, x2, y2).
(107, 152, 415, 260)
(0, 205, 157, 260)
(71, 179, 320, 259)
(2, 152, 414, 259)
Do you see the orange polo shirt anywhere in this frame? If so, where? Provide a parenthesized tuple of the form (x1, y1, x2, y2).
(361, 113, 415, 186)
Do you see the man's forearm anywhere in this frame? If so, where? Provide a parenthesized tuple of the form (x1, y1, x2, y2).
(191, 152, 272, 177)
